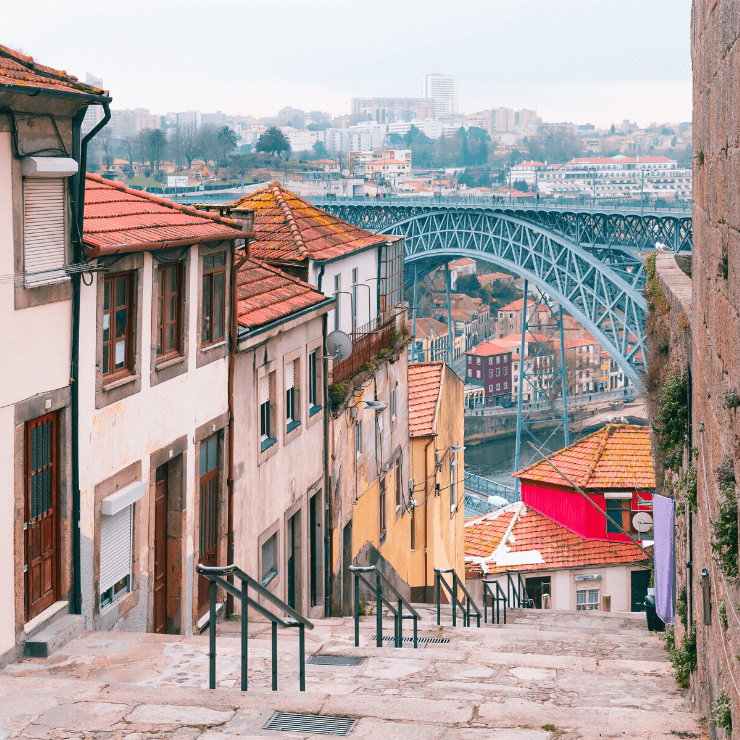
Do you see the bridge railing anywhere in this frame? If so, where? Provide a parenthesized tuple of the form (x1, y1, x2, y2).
(464, 472, 519, 503)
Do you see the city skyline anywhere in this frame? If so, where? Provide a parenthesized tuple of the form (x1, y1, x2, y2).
(6, 0, 691, 127)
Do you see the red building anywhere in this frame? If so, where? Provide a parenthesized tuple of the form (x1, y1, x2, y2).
(465, 341, 513, 405)
(513, 424, 655, 543)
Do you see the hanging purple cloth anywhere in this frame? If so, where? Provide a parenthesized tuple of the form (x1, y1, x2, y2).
(653, 493, 675, 625)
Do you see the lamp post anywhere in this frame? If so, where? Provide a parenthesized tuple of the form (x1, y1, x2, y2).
(333, 291, 355, 335)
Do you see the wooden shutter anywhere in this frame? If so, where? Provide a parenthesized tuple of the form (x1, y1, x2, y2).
(23, 178, 66, 286)
(285, 361, 295, 391)
(100, 505, 133, 594)
(259, 375, 270, 405)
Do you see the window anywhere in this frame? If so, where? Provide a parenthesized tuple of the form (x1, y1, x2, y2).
(509, 313, 513, 319)
(395, 456, 402, 510)
(379, 477, 387, 538)
(100, 502, 133, 609)
(23, 178, 66, 286)
(356, 419, 362, 455)
(476, 370, 481, 378)
(261, 532, 278, 586)
(496, 368, 500, 376)
(410, 502, 416, 550)
(496, 356, 500, 364)
(606, 497, 631, 534)
(504, 382, 508, 390)
(496, 383, 500, 391)
(476, 357, 481, 365)
(333, 274, 341, 331)
(156, 263, 183, 360)
(504, 367, 508, 375)
(202, 253, 226, 346)
(308, 351, 320, 413)
(509, 324, 513, 330)
(391, 385, 397, 419)
(488, 369, 493, 378)
(259, 374, 275, 450)
(285, 360, 299, 431)
(351, 268, 358, 330)
(450, 460, 457, 513)
(103, 272, 134, 379)
(576, 588, 600, 610)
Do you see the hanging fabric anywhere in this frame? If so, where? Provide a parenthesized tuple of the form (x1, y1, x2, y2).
(653, 493, 675, 625)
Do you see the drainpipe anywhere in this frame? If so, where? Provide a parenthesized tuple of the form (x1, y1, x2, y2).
(423, 438, 434, 602)
(322, 313, 331, 617)
(71, 101, 111, 616)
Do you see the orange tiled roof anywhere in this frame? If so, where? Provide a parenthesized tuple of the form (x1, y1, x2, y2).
(414, 317, 449, 339)
(0, 45, 108, 98)
(469, 341, 511, 357)
(230, 181, 385, 263)
(499, 299, 550, 313)
(513, 424, 655, 490)
(408, 362, 444, 437)
(465, 503, 648, 575)
(236, 258, 329, 332)
(83, 175, 244, 256)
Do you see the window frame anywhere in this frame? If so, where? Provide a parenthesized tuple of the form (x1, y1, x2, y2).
(259, 370, 277, 452)
(261, 532, 279, 587)
(394, 455, 402, 511)
(379, 477, 387, 541)
(201, 251, 227, 348)
(156, 262, 184, 363)
(102, 271, 135, 382)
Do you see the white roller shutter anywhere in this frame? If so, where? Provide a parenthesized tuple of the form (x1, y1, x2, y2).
(100, 504, 133, 594)
(259, 375, 270, 405)
(285, 361, 295, 391)
(23, 178, 67, 286)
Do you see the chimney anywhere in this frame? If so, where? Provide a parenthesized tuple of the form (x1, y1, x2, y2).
(230, 207, 255, 237)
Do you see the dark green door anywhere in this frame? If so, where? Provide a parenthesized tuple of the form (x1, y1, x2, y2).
(631, 570, 651, 612)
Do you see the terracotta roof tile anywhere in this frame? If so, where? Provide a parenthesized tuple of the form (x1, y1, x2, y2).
(468, 341, 511, 357)
(231, 181, 386, 263)
(514, 424, 655, 490)
(408, 362, 444, 437)
(236, 258, 329, 332)
(83, 175, 243, 255)
(465, 503, 648, 575)
(0, 45, 108, 97)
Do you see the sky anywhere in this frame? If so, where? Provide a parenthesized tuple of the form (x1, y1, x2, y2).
(5, 0, 692, 127)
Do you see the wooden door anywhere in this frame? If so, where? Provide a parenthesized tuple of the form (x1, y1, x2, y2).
(153, 463, 168, 633)
(631, 570, 650, 612)
(25, 413, 58, 621)
(198, 434, 220, 618)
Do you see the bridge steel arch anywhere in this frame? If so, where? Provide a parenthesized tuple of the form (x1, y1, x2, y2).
(382, 209, 648, 388)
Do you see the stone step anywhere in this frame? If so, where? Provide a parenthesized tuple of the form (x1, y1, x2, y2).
(23, 614, 85, 658)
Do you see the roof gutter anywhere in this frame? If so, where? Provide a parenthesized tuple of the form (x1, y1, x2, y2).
(83, 231, 254, 259)
(310, 238, 386, 266)
(0, 83, 112, 105)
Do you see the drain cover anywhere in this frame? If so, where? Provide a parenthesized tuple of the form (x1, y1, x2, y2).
(307, 654, 365, 666)
(372, 635, 450, 644)
(264, 711, 357, 736)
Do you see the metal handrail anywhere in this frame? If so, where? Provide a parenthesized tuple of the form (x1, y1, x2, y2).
(196, 563, 314, 692)
(482, 579, 507, 625)
(349, 565, 421, 649)
(506, 569, 534, 609)
(435, 568, 482, 628)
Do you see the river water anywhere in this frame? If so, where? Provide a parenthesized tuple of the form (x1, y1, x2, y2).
(464, 423, 604, 488)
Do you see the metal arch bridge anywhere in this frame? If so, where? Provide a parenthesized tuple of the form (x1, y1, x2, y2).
(311, 199, 693, 388)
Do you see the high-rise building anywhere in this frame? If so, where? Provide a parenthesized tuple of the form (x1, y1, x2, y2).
(81, 73, 105, 135)
(421, 73, 458, 116)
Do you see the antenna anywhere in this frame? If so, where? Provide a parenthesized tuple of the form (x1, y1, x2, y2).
(324, 330, 353, 361)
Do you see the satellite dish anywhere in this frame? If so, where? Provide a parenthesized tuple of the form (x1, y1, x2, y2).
(325, 330, 352, 361)
(633, 511, 653, 533)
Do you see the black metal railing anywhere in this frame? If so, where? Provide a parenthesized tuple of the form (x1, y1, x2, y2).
(435, 568, 482, 628)
(482, 579, 508, 625)
(349, 566, 421, 648)
(506, 569, 534, 609)
(196, 563, 314, 692)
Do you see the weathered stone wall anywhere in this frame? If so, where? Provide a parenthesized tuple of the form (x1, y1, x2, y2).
(690, 1, 740, 731)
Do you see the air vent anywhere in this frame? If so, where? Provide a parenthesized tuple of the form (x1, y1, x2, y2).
(264, 712, 357, 736)
(372, 635, 450, 644)
(307, 655, 365, 666)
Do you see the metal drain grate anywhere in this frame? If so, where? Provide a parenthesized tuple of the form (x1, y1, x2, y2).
(372, 635, 450, 644)
(264, 711, 357, 736)
(307, 654, 365, 666)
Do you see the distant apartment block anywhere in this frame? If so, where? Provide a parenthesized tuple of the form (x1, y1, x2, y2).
(109, 108, 160, 138)
(351, 96, 430, 124)
(421, 73, 458, 116)
(80, 73, 105, 135)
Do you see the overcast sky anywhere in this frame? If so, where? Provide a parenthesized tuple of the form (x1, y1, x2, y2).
(6, 0, 692, 126)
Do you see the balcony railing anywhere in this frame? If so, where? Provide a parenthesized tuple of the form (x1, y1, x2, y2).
(330, 311, 401, 386)
(464, 472, 518, 502)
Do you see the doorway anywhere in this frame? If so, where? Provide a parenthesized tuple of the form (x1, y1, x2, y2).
(309, 493, 321, 610)
(198, 433, 220, 619)
(287, 511, 302, 612)
(25, 413, 59, 621)
(342, 521, 353, 616)
(631, 570, 651, 612)
(153, 463, 168, 633)
(525, 576, 551, 609)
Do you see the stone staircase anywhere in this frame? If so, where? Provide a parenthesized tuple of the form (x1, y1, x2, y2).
(0, 606, 700, 739)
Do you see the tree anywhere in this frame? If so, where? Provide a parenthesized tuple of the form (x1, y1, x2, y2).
(256, 126, 291, 157)
(229, 154, 253, 178)
(148, 128, 168, 171)
(312, 141, 329, 160)
(197, 125, 219, 165)
(216, 126, 238, 165)
(610, 123, 616, 134)
(174, 124, 199, 168)
(526, 124, 583, 163)
(385, 132, 404, 147)
(455, 274, 482, 298)
(135, 129, 152, 170)
(120, 136, 137, 170)
(96, 128, 114, 170)
(512, 179, 529, 192)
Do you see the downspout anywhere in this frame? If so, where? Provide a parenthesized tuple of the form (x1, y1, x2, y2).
(317, 264, 325, 295)
(322, 313, 331, 617)
(71, 101, 111, 616)
(423, 438, 434, 602)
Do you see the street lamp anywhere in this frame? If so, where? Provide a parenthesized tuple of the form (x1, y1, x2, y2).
(333, 291, 355, 335)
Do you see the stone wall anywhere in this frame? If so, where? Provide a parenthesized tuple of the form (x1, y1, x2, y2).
(684, 2, 740, 732)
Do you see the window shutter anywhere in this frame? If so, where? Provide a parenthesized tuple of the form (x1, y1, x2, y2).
(285, 361, 295, 391)
(23, 178, 66, 286)
(259, 375, 270, 405)
(100, 504, 133, 594)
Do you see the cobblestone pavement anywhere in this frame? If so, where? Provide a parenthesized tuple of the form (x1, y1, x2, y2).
(0, 608, 701, 739)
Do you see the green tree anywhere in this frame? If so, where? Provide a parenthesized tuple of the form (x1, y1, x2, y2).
(526, 124, 583, 163)
(385, 132, 404, 147)
(312, 140, 330, 160)
(455, 274, 482, 297)
(148, 128, 168, 171)
(512, 179, 529, 192)
(216, 126, 238, 165)
(196, 125, 219, 165)
(256, 126, 291, 157)
(610, 123, 616, 134)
